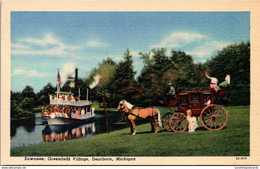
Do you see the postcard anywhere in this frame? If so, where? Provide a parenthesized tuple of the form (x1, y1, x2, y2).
(1, 0, 260, 166)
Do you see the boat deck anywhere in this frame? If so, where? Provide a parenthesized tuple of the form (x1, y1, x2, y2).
(50, 99, 92, 106)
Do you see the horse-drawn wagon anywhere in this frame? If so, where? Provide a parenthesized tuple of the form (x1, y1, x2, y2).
(160, 87, 228, 133)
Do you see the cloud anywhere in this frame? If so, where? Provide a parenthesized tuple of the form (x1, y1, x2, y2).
(86, 39, 109, 47)
(150, 31, 231, 63)
(11, 43, 31, 50)
(12, 33, 81, 59)
(19, 33, 59, 47)
(13, 68, 26, 75)
(12, 46, 80, 59)
(12, 68, 50, 77)
(151, 32, 206, 49)
(187, 40, 230, 58)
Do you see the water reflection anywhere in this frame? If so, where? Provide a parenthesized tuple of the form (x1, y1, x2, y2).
(42, 122, 96, 143)
(11, 118, 36, 137)
(11, 111, 131, 148)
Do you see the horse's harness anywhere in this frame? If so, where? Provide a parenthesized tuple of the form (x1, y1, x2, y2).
(123, 104, 155, 119)
(128, 107, 141, 118)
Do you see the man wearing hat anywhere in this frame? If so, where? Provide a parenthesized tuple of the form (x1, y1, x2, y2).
(167, 83, 176, 96)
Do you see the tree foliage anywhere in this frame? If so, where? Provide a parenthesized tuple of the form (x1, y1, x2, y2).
(11, 41, 250, 116)
(11, 86, 36, 118)
(207, 42, 250, 105)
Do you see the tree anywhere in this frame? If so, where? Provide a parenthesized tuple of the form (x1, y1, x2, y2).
(11, 99, 23, 118)
(170, 50, 196, 87)
(138, 48, 177, 106)
(11, 86, 36, 118)
(111, 49, 138, 105)
(36, 83, 55, 106)
(193, 62, 210, 87)
(21, 86, 35, 98)
(208, 41, 250, 105)
(19, 97, 35, 111)
(88, 57, 117, 107)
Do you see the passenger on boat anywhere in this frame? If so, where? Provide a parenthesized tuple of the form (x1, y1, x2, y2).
(61, 106, 65, 113)
(41, 106, 46, 116)
(74, 108, 79, 119)
(44, 107, 48, 114)
(49, 94, 52, 100)
(69, 107, 72, 117)
(49, 105, 53, 114)
(70, 108, 75, 118)
(53, 105, 57, 113)
(58, 94, 63, 100)
(65, 94, 68, 101)
(70, 95, 75, 101)
(64, 107, 70, 118)
(62, 93, 65, 100)
(81, 108, 85, 115)
(57, 106, 61, 113)
(91, 106, 95, 116)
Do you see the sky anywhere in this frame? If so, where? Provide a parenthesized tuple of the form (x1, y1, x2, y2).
(11, 12, 250, 92)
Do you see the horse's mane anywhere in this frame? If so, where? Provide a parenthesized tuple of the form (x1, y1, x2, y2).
(121, 100, 134, 110)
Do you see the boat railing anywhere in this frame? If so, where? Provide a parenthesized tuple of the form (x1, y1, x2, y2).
(77, 112, 95, 119)
(50, 99, 92, 106)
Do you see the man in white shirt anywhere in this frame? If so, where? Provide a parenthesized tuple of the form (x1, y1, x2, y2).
(167, 83, 176, 96)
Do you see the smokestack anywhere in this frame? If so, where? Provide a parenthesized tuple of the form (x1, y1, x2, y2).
(74, 68, 78, 97)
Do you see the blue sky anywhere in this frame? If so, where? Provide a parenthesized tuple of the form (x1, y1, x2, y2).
(11, 12, 250, 92)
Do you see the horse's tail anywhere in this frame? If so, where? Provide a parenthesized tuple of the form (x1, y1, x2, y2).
(157, 109, 162, 128)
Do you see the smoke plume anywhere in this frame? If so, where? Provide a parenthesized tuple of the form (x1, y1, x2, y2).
(60, 62, 76, 87)
(89, 74, 101, 89)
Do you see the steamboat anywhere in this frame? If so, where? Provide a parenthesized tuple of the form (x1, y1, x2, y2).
(41, 68, 95, 125)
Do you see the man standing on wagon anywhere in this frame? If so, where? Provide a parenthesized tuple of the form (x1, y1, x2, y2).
(205, 72, 218, 93)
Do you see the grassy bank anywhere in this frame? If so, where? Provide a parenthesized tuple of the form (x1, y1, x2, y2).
(11, 106, 249, 156)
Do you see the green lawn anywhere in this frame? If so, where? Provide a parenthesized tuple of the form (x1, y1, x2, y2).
(11, 106, 249, 156)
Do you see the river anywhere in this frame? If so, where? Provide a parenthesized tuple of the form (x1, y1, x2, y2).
(11, 111, 130, 148)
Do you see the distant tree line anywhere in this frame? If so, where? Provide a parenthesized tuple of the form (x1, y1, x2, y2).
(11, 41, 250, 118)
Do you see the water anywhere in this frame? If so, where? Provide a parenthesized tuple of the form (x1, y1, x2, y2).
(11, 111, 130, 148)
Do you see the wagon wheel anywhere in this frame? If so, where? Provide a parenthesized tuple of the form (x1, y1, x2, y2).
(169, 112, 188, 133)
(200, 104, 228, 131)
(161, 112, 173, 131)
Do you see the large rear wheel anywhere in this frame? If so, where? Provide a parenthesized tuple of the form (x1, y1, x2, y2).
(200, 104, 228, 131)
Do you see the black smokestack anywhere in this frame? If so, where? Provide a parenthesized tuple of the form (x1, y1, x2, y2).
(74, 68, 78, 97)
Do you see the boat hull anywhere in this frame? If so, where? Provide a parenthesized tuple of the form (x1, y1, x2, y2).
(47, 116, 95, 125)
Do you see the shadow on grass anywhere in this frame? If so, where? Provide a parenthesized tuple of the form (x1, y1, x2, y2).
(196, 126, 228, 131)
(121, 130, 168, 136)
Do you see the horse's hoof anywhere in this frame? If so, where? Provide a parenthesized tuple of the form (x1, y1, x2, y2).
(132, 133, 136, 136)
